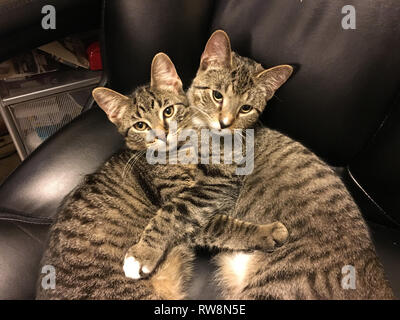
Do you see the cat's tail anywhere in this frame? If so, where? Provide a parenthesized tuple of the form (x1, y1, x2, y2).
(151, 244, 194, 299)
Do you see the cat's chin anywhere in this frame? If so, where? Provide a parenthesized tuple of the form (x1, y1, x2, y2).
(209, 128, 233, 137)
(145, 141, 181, 155)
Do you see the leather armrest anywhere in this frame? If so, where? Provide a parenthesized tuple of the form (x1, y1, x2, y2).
(0, 107, 123, 222)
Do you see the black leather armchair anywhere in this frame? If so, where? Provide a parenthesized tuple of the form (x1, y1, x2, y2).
(0, 0, 399, 299)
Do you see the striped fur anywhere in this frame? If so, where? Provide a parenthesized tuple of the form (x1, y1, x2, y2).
(188, 30, 394, 299)
(215, 127, 394, 299)
(36, 151, 194, 299)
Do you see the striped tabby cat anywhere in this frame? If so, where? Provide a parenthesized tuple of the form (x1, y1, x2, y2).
(188, 30, 394, 299)
(36, 53, 289, 299)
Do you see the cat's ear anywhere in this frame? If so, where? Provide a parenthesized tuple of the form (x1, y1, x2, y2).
(92, 87, 130, 124)
(256, 65, 293, 99)
(200, 30, 232, 71)
(150, 52, 183, 93)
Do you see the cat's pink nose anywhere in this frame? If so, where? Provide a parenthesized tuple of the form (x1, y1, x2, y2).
(219, 116, 233, 129)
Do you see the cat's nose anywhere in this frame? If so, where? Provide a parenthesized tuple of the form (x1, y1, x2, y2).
(219, 116, 233, 129)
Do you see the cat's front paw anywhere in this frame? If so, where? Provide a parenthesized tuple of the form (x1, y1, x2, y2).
(123, 243, 162, 280)
(271, 221, 289, 245)
(123, 256, 150, 280)
(258, 221, 289, 251)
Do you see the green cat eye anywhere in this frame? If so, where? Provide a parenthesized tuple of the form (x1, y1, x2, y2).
(240, 104, 253, 113)
(212, 90, 223, 103)
(134, 121, 149, 131)
(163, 106, 174, 118)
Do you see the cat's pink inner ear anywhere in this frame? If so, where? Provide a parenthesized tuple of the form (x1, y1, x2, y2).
(200, 30, 232, 71)
(150, 53, 183, 93)
(256, 65, 293, 96)
(92, 87, 128, 124)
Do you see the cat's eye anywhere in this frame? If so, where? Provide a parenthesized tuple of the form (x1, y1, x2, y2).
(240, 105, 253, 113)
(163, 106, 174, 118)
(134, 121, 149, 131)
(212, 90, 223, 103)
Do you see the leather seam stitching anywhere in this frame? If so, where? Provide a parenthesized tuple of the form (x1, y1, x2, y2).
(0, 207, 53, 224)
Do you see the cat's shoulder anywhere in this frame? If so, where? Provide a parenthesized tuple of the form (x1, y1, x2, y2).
(254, 124, 289, 141)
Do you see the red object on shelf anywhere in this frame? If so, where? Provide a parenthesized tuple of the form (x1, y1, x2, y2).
(86, 41, 103, 71)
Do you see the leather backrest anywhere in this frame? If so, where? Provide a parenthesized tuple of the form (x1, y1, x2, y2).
(104, 0, 400, 166)
(103, 0, 214, 93)
(211, 0, 400, 165)
(349, 98, 400, 226)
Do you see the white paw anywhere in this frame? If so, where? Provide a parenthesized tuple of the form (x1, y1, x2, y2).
(142, 266, 151, 274)
(123, 255, 151, 279)
(123, 256, 141, 279)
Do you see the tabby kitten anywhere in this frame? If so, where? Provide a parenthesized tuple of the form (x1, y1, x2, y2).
(36, 53, 288, 299)
(36, 55, 193, 299)
(188, 30, 395, 299)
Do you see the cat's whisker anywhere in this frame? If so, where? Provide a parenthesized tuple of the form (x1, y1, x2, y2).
(177, 108, 206, 131)
(122, 153, 137, 179)
(129, 150, 146, 169)
(167, 109, 206, 141)
(190, 106, 214, 124)
(122, 150, 145, 180)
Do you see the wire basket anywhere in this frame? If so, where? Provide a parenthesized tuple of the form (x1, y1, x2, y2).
(9, 89, 89, 154)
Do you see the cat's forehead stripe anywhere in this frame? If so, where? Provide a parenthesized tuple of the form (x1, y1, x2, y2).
(228, 67, 255, 95)
(138, 105, 146, 118)
(132, 108, 141, 119)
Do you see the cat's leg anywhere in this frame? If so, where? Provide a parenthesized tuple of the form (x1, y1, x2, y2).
(123, 196, 288, 280)
(150, 244, 195, 299)
(123, 185, 229, 279)
(123, 168, 288, 280)
(195, 214, 289, 251)
(123, 198, 202, 280)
